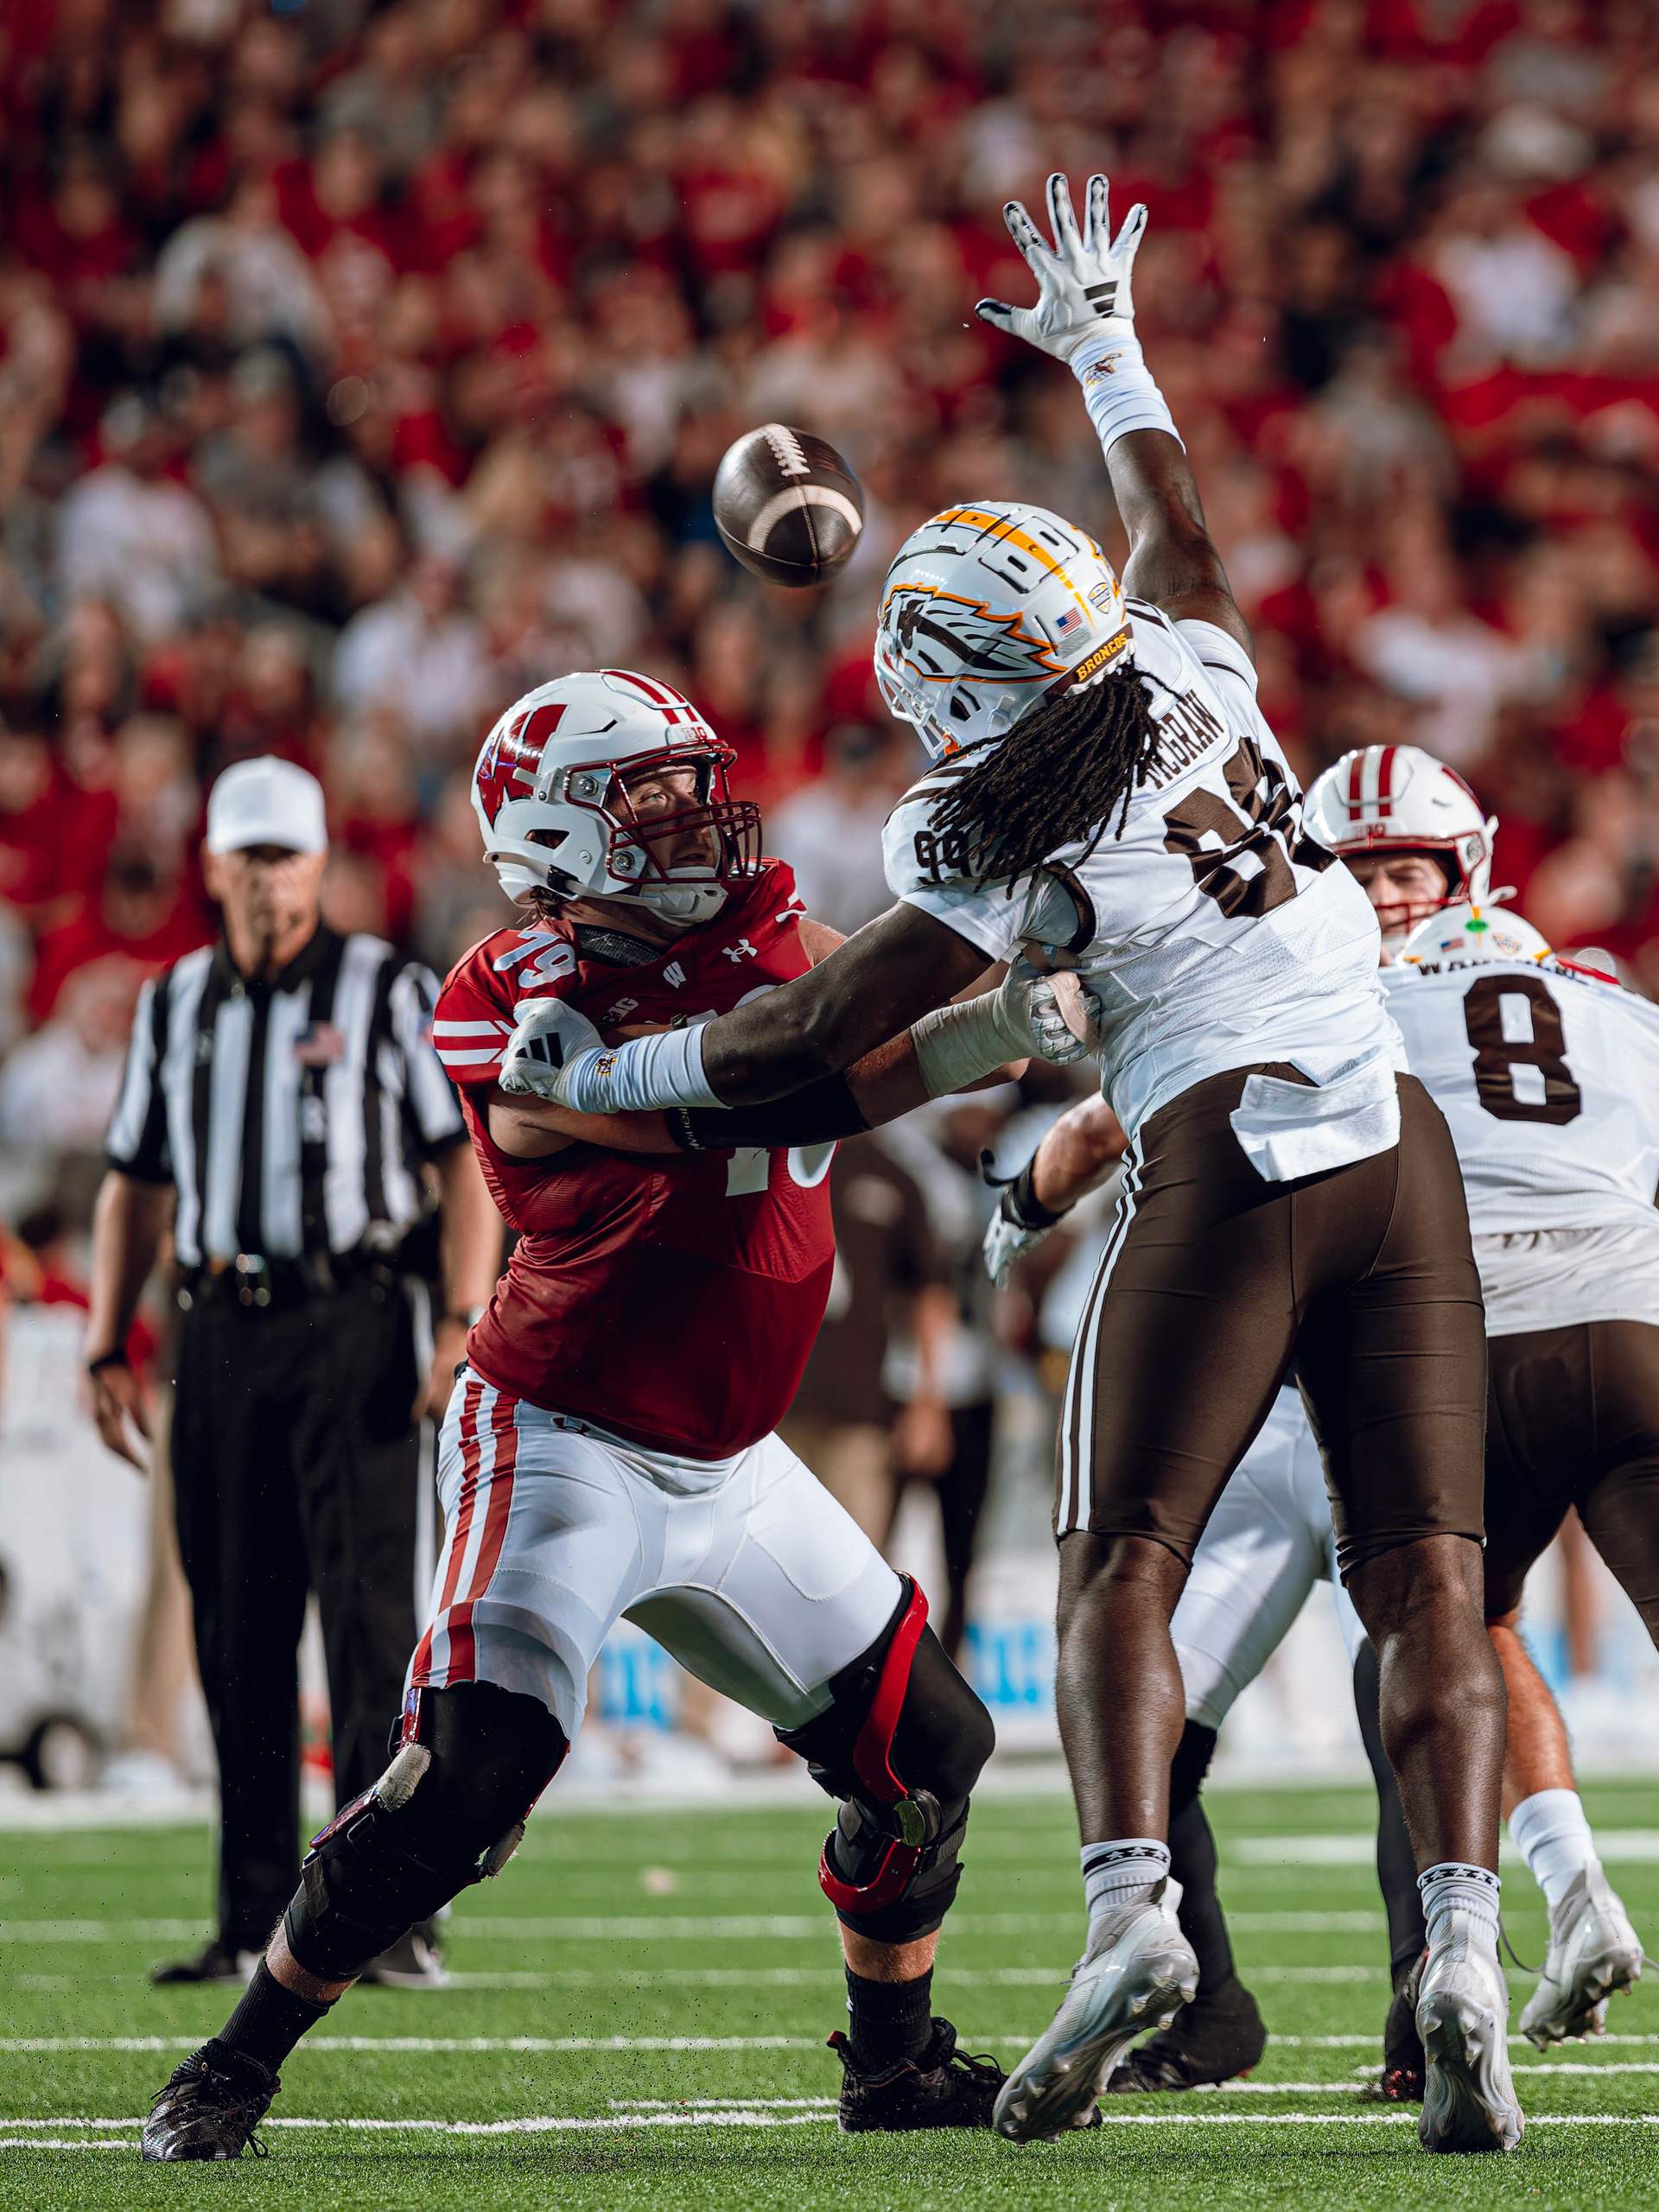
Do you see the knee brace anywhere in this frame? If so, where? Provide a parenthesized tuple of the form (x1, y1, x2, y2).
(777, 1580, 995, 1947)
(284, 1682, 567, 1981)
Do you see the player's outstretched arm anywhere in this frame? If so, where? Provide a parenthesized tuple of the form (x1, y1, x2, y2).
(975, 170, 1250, 658)
(496, 899, 1098, 1118)
(485, 913, 1035, 1161)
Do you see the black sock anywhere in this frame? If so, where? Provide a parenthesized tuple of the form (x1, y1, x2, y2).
(1167, 1720, 1236, 1995)
(213, 1961, 334, 2074)
(1352, 1640, 1428, 1974)
(844, 1967, 934, 2069)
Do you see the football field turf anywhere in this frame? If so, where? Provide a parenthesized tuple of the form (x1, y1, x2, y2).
(4, 1778, 1657, 2209)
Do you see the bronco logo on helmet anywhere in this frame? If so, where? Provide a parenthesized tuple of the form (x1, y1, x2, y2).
(874, 499, 1134, 761)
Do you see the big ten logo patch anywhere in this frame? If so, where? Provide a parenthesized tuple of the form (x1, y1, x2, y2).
(601, 996, 640, 1027)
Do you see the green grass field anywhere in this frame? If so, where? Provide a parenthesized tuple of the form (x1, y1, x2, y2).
(3, 1778, 1657, 2209)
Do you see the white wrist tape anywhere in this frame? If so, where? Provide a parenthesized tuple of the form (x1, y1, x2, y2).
(558, 1023, 721, 1114)
(910, 988, 1031, 1099)
(1071, 334, 1184, 457)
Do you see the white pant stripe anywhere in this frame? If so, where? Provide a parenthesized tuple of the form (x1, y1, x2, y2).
(451, 1382, 501, 1608)
(1058, 1150, 1142, 1534)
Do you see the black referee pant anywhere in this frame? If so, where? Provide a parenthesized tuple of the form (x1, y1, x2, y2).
(169, 1274, 429, 1953)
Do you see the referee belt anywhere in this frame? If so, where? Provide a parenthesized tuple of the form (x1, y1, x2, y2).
(177, 1250, 391, 1313)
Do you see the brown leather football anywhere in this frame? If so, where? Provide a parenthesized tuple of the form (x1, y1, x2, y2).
(713, 423, 865, 587)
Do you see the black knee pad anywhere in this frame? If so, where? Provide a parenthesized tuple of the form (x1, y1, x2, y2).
(284, 1683, 566, 1981)
(1169, 1719, 1217, 1817)
(777, 1580, 995, 1946)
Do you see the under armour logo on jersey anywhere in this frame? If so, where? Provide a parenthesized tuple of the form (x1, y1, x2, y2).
(663, 961, 687, 988)
(722, 938, 758, 963)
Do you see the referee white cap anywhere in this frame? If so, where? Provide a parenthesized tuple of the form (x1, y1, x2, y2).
(206, 757, 328, 856)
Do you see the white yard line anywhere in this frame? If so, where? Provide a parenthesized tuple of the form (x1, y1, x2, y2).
(1232, 1829, 1659, 1868)
(3, 2032, 1652, 2061)
(3, 1962, 1389, 1990)
(439, 1964, 1385, 1989)
(0, 1908, 1382, 1943)
(5, 2110, 1659, 2150)
(0, 2037, 822, 2054)
(1289, 2031, 1659, 2050)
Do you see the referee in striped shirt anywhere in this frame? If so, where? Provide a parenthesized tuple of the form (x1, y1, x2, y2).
(85, 758, 502, 1987)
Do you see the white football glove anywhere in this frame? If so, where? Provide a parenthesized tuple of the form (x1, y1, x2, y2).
(982, 1198, 1053, 1289)
(980, 1148, 1068, 1287)
(1007, 956, 1102, 1065)
(497, 996, 606, 1103)
(975, 171, 1147, 363)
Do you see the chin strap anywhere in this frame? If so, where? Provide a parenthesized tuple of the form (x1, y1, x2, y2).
(570, 923, 666, 968)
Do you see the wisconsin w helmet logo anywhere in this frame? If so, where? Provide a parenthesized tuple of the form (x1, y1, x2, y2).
(476, 702, 567, 825)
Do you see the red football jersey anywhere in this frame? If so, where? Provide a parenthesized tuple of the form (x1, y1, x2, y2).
(434, 862, 836, 1458)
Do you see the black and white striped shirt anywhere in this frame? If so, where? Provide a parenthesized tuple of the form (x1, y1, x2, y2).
(105, 928, 466, 1271)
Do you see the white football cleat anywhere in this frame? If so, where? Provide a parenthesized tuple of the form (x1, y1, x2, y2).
(1520, 1867, 1643, 2047)
(993, 1886, 1198, 2143)
(1416, 1921, 1523, 2153)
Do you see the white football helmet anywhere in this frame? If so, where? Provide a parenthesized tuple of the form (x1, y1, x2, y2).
(1398, 902, 1552, 969)
(472, 669, 760, 924)
(874, 501, 1134, 760)
(1304, 745, 1496, 922)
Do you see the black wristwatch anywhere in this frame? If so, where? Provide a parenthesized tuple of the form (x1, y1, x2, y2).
(86, 1347, 131, 1378)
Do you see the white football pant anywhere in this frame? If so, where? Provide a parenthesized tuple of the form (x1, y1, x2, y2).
(408, 1371, 903, 1743)
(1173, 1384, 1365, 1730)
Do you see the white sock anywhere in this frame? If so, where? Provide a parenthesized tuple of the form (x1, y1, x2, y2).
(1509, 1788, 1598, 1913)
(1081, 1839, 1170, 1936)
(1418, 1862, 1501, 1950)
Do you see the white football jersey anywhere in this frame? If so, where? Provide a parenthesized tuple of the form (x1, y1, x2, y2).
(1382, 950, 1659, 1332)
(885, 603, 1401, 1162)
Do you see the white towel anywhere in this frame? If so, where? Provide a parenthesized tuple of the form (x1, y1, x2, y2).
(1229, 1058, 1401, 1184)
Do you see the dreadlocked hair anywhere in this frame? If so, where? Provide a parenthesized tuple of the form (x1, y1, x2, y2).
(924, 668, 1171, 893)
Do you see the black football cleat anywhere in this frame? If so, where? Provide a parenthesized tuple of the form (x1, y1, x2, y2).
(142, 2042, 279, 2161)
(1377, 1949, 1427, 2104)
(1107, 1973, 1268, 2093)
(149, 1939, 258, 1986)
(829, 2017, 1008, 2132)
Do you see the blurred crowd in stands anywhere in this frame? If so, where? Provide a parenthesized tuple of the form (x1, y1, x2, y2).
(3, 0, 1659, 1228)
(5, 0, 1656, 1783)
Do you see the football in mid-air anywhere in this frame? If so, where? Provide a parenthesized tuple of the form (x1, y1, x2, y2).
(712, 424, 864, 586)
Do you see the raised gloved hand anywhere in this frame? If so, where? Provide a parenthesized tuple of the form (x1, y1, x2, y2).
(975, 171, 1147, 363)
(497, 995, 606, 1103)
